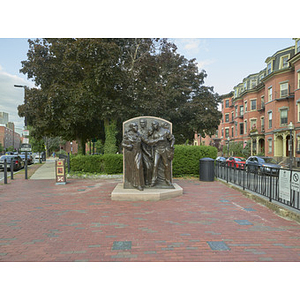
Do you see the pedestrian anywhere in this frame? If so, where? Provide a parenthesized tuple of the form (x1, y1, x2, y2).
(52, 152, 55, 158)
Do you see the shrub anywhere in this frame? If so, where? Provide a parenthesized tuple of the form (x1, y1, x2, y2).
(173, 145, 217, 176)
(70, 154, 123, 174)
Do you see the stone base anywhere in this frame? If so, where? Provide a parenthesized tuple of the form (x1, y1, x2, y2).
(111, 183, 183, 201)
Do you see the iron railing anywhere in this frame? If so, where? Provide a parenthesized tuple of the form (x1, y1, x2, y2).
(215, 162, 300, 211)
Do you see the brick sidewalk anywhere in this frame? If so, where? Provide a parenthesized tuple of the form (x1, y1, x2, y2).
(1, 176, 300, 261)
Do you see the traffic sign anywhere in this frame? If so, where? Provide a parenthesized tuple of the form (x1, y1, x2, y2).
(20, 143, 32, 152)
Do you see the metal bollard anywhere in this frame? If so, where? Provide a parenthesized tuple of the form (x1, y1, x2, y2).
(25, 152, 28, 180)
(4, 158, 7, 184)
(10, 159, 14, 180)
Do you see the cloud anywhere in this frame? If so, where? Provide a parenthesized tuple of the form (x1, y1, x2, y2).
(175, 38, 209, 54)
(197, 59, 216, 70)
(0, 65, 33, 129)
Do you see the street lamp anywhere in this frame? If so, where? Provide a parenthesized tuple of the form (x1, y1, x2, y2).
(288, 121, 294, 170)
(14, 85, 28, 128)
(226, 136, 230, 156)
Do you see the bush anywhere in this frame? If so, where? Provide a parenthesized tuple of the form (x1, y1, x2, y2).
(70, 154, 123, 174)
(70, 145, 217, 176)
(173, 145, 217, 176)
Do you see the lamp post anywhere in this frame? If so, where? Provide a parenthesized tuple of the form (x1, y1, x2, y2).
(226, 136, 230, 156)
(288, 121, 294, 170)
(14, 84, 28, 179)
(14, 85, 28, 128)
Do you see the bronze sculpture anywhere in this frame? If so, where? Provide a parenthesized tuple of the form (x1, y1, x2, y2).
(122, 117, 175, 191)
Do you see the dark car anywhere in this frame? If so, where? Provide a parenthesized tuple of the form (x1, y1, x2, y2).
(19, 154, 33, 165)
(216, 156, 227, 165)
(0, 155, 25, 171)
(226, 157, 246, 169)
(245, 156, 281, 175)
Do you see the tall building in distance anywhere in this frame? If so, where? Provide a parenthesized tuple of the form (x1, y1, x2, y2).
(195, 38, 300, 166)
(0, 112, 9, 125)
(0, 112, 21, 152)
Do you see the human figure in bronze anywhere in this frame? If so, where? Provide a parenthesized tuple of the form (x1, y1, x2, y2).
(139, 119, 153, 186)
(121, 122, 145, 191)
(148, 120, 175, 187)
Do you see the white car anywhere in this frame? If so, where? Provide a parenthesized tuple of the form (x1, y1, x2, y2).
(34, 154, 42, 163)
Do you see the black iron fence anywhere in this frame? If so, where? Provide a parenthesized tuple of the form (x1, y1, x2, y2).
(215, 162, 300, 211)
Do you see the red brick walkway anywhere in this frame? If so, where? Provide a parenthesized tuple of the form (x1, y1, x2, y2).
(1, 176, 300, 261)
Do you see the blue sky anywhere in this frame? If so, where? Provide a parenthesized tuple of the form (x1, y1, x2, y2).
(0, 37, 295, 130)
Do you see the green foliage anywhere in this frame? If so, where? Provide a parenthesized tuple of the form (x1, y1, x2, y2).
(0, 143, 3, 153)
(95, 139, 104, 154)
(104, 119, 117, 154)
(172, 145, 217, 176)
(70, 154, 123, 174)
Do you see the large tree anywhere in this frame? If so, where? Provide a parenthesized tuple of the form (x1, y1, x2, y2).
(18, 38, 221, 149)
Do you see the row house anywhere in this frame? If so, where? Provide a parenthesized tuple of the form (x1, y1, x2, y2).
(215, 38, 300, 165)
(0, 124, 21, 152)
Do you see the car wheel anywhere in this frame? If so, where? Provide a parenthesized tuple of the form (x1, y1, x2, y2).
(245, 165, 249, 172)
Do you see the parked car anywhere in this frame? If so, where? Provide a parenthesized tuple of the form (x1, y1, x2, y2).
(246, 156, 281, 175)
(216, 156, 227, 165)
(226, 157, 246, 169)
(19, 154, 33, 165)
(0, 155, 25, 171)
(33, 154, 43, 163)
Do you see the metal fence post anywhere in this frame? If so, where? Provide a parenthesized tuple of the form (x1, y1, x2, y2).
(4, 158, 7, 184)
(10, 159, 14, 180)
(25, 152, 28, 180)
(67, 152, 70, 174)
(269, 173, 272, 202)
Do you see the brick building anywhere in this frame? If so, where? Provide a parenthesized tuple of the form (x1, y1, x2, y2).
(207, 38, 300, 165)
(0, 124, 21, 152)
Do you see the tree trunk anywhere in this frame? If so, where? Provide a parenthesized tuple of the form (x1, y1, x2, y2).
(104, 118, 117, 154)
(77, 136, 86, 155)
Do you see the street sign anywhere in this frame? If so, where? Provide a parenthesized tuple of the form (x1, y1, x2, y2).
(279, 169, 291, 202)
(23, 130, 29, 136)
(291, 171, 300, 192)
(55, 159, 67, 185)
(20, 143, 32, 152)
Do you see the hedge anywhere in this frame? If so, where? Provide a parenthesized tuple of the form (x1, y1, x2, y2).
(172, 145, 217, 176)
(70, 145, 217, 176)
(70, 154, 123, 174)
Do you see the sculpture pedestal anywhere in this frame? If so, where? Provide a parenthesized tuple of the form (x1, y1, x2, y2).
(111, 183, 183, 201)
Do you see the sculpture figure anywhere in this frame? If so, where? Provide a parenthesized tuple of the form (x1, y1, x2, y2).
(148, 120, 175, 187)
(121, 122, 145, 191)
(139, 119, 153, 186)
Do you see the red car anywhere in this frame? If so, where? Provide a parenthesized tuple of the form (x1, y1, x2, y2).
(226, 157, 246, 169)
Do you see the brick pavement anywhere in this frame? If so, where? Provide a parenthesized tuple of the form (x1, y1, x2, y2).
(1, 173, 300, 261)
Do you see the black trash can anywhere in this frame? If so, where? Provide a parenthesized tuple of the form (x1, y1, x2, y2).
(199, 158, 215, 181)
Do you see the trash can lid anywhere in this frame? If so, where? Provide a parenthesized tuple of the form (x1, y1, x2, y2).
(199, 157, 215, 161)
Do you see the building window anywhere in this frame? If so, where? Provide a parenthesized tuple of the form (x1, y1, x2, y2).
(231, 112, 234, 121)
(240, 105, 244, 116)
(268, 111, 272, 128)
(268, 139, 272, 153)
(251, 79, 257, 89)
(225, 128, 229, 138)
(267, 62, 272, 74)
(280, 82, 289, 98)
(225, 99, 229, 108)
(240, 123, 244, 135)
(250, 119, 257, 131)
(235, 105, 238, 117)
(231, 127, 234, 137)
(225, 113, 229, 122)
(298, 72, 300, 89)
(251, 99, 257, 111)
(244, 120, 247, 134)
(297, 40, 300, 53)
(245, 101, 247, 112)
(280, 55, 289, 69)
(298, 103, 300, 122)
(280, 109, 288, 125)
(222, 129, 224, 138)
(268, 87, 272, 102)
(261, 117, 265, 132)
(261, 96, 265, 109)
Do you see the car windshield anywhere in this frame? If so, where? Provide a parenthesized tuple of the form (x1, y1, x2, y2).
(263, 158, 277, 164)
